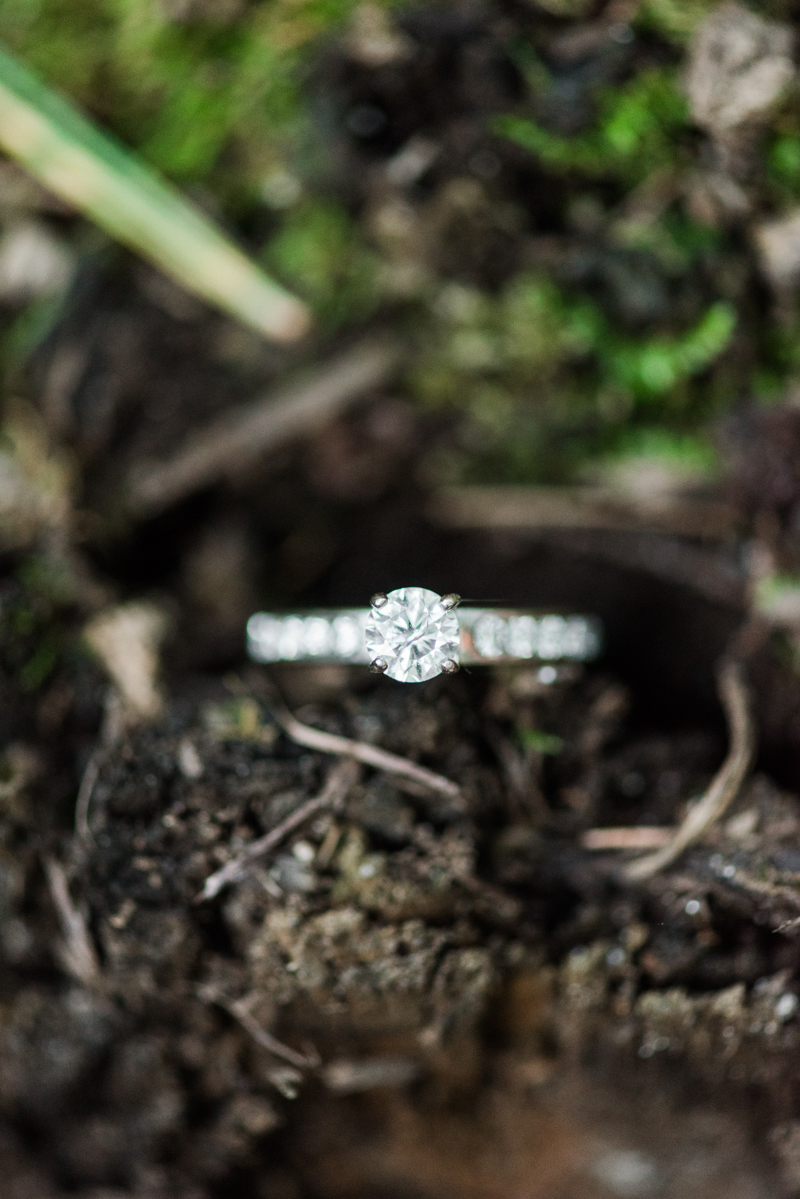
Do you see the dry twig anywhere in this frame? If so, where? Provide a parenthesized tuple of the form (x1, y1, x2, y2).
(581, 827, 674, 850)
(623, 659, 755, 881)
(229, 997, 320, 1071)
(322, 1056, 420, 1094)
(199, 758, 359, 901)
(431, 484, 740, 540)
(74, 749, 101, 840)
(198, 986, 318, 1070)
(44, 857, 101, 987)
(430, 487, 747, 608)
(126, 338, 401, 517)
(267, 688, 464, 806)
(546, 529, 746, 609)
(722, 867, 800, 913)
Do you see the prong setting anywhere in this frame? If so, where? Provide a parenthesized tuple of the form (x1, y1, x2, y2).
(370, 593, 388, 609)
(440, 658, 460, 675)
(369, 658, 389, 674)
(440, 593, 461, 611)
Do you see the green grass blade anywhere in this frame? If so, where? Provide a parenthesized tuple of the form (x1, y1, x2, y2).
(0, 44, 310, 343)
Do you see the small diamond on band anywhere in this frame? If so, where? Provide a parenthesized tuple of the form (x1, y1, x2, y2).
(247, 589, 601, 682)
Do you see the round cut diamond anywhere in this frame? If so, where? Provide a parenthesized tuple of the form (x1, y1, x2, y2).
(365, 587, 460, 683)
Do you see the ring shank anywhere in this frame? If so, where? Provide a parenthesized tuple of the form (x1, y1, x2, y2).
(247, 609, 601, 666)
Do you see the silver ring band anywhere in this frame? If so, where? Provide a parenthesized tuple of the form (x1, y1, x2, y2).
(247, 607, 601, 666)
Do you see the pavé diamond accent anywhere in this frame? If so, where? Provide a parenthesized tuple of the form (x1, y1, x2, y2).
(247, 611, 367, 663)
(246, 602, 601, 672)
(364, 587, 461, 683)
(467, 612, 600, 661)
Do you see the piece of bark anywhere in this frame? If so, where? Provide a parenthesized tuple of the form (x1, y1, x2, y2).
(124, 338, 402, 518)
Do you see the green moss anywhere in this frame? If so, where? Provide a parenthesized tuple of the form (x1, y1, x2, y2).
(636, 0, 717, 43)
(495, 67, 688, 188)
(265, 199, 379, 327)
(518, 728, 563, 755)
(767, 131, 800, 202)
(422, 272, 734, 400)
(0, 0, 379, 192)
(502, 275, 596, 370)
(615, 210, 723, 276)
(19, 632, 60, 690)
(0, 0, 788, 490)
(603, 427, 719, 474)
(412, 264, 736, 486)
(0, 560, 73, 694)
(605, 301, 737, 399)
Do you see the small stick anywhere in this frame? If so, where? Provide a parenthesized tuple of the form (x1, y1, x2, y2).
(229, 999, 318, 1070)
(44, 857, 100, 987)
(126, 339, 401, 517)
(267, 688, 463, 805)
(198, 986, 317, 1070)
(582, 827, 674, 850)
(623, 659, 755, 881)
(430, 484, 741, 541)
(74, 749, 101, 840)
(198, 758, 359, 901)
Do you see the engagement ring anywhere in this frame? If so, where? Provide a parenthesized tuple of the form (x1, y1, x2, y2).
(247, 587, 601, 684)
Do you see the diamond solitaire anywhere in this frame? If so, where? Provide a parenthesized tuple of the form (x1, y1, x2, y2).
(365, 587, 461, 683)
(247, 593, 601, 679)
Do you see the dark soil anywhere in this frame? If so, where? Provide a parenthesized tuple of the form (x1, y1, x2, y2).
(3, 600, 800, 1196)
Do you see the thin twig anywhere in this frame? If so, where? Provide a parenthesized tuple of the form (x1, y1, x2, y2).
(44, 857, 101, 987)
(264, 685, 464, 806)
(623, 659, 755, 881)
(431, 487, 746, 609)
(198, 986, 318, 1070)
(198, 758, 359, 901)
(125, 339, 401, 517)
(582, 827, 674, 850)
(546, 529, 747, 610)
(431, 484, 740, 540)
(720, 867, 800, 912)
(74, 749, 101, 840)
(229, 999, 320, 1070)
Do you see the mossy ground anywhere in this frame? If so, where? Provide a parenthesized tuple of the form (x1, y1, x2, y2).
(3, 0, 800, 487)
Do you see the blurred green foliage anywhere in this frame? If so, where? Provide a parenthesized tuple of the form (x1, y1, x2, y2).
(414, 14, 749, 483)
(413, 270, 735, 483)
(0, 0, 796, 490)
(0, 0, 354, 192)
(266, 199, 379, 327)
(637, 0, 717, 43)
(768, 130, 800, 202)
(496, 67, 688, 186)
(518, 728, 564, 755)
(0, 562, 68, 691)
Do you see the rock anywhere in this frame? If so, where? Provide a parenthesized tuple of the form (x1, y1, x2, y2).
(0, 221, 73, 304)
(84, 602, 170, 722)
(685, 3, 795, 135)
(754, 210, 800, 291)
